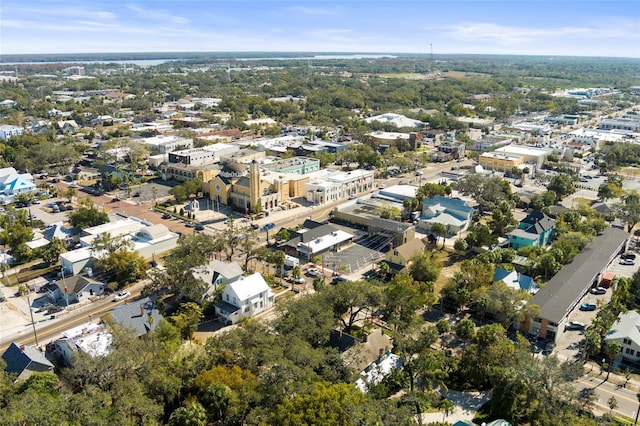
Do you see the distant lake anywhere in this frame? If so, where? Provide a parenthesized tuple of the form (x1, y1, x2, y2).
(0, 59, 173, 66)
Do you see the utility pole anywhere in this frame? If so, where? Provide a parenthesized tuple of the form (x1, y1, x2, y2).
(26, 290, 39, 347)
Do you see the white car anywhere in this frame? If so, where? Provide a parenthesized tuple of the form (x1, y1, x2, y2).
(306, 268, 321, 277)
(113, 291, 131, 302)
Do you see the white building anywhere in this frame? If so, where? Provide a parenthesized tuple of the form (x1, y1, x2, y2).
(604, 310, 640, 363)
(139, 135, 193, 154)
(0, 125, 24, 140)
(167, 143, 239, 166)
(494, 144, 552, 168)
(60, 218, 179, 275)
(215, 273, 275, 325)
(53, 322, 112, 366)
(303, 169, 374, 205)
(365, 113, 423, 128)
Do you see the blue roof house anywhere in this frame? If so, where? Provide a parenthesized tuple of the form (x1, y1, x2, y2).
(494, 268, 537, 294)
(0, 167, 37, 205)
(419, 195, 473, 236)
(508, 211, 555, 250)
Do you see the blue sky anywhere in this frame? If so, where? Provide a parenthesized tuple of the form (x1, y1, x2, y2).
(2, 1, 639, 57)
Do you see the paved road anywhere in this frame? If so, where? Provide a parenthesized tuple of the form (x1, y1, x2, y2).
(574, 374, 640, 418)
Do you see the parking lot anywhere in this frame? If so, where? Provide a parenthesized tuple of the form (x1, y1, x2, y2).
(553, 254, 639, 362)
(322, 233, 391, 274)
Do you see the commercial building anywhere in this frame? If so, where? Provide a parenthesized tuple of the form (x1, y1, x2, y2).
(303, 169, 374, 205)
(523, 227, 628, 342)
(261, 156, 320, 175)
(478, 152, 524, 172)
(138, 135, 193, 154)
(494, 144, 552, 169)
(167, 143, 239, 166)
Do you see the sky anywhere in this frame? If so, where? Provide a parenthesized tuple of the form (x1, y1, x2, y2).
(2, 0, 639, 58)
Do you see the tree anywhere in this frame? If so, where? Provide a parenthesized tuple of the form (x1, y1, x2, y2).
(168, 302, 203, 340)
(614, 190, 640, 232)
(488, 200, 517, 236)
(440, 398, 455, 422)
(68, 201, 109, 228)
(598, 181, 623, 201)
(604, 340, 622, 380)
(40, 238, 66, 264)
(168, 401, 207, 426)
(547, 174, 575, 202)
(608, 395, 618, 414)
(325, 280, 382, 334)
(408, 250, 442, 284)
(430, 222, 447, 249)
(385, 272, 434, 330)
(455, 318, 476, 342)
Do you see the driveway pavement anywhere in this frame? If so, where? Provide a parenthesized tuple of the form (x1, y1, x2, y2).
(421, 390, 490, 424)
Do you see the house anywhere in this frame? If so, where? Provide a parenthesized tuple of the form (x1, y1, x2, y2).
(191, 259, 243, 302)
(419, 195, 474, 236)
(355, 351, 403, 392)
(52, 322, 112, 366)
(605, 310, 640, 363)
(0, 124, 24, 140)
(55, 120, 79, 134)
(2, 342, 54, 382)
(0, 167, 37, 205)
(384, 238, 428, 271)
(493, 268, 537, 293)
(523, 227, 628, 342)
(102, 297, 163, 337)
(47, 275, 106, 304)
(215, 273, 274, 325)
(508, 211, 555, 249)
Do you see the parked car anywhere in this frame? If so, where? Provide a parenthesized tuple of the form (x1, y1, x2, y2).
(621, 253, 636, 260)
(331, 276, 350, 285)
(580, 302, 597, 311)
(132, 192, 140, 197)
(565, 321, 586, 331)
(590, 287, 607, 295)
(620, 258, 635, 266)
(306, 268, 321, 277)
(185, 222, 195, 228)
(292, 277, 305, 284)
(543, 342, 556, 355)
(113, 291, 131, 302)
(348, 194, 357, 200)
(161, 213, 172, 219)
(195, 224, 205, 231)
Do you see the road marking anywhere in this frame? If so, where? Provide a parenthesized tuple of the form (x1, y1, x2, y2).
(577, 378, 638, 404)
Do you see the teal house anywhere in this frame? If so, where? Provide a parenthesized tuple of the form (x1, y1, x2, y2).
(508, 211, 555, 250)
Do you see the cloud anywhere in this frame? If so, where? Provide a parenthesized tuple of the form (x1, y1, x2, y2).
(125, 3, 190, 25)
(437, 21, 636, 45)
(286, 5, 342, 16)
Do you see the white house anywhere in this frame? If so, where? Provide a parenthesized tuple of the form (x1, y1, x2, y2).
(215, 273, 274, 325)
(191, 259, 243, 302)
(419, 195, 474, 236)
(604, 310, 640, 362)
(0, 125, 24, 140)
(53, 322, 112, 366)
(0, 167, 37, 205)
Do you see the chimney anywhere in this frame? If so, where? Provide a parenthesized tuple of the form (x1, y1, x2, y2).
(140, 305, 145, 316)
(20, 345, 25, 353)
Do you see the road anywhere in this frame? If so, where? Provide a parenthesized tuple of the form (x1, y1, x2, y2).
(574, 374, 640, 418)
(0, 279, 148, 353)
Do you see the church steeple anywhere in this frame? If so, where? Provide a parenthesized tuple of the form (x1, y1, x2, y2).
(249, 160, 260, 211)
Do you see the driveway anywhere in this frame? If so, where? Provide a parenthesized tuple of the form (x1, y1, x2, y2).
(421, 390, 490, 424)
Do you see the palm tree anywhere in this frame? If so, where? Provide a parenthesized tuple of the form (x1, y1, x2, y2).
(440, 398, 455, 422)
(430, 222, 447, 249)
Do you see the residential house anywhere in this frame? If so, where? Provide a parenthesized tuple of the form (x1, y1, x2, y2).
(2, 343, 54, 382)
(215, 273, 274, 325)
(191, 259, 243, 302)
(102, 297, 163, 337)
(419, 195, 474, 236)
(55, 120, 79, 134)
(522, 227, 628, 342)
(0, 124, 24, 140)
(508, 211, 555, 250)
(384, 238, 428, 273)
(604, 310, 640, 362)
(493, 268, 537, 293)
(0, 167, 37, 205)
(47, 275, 106, 304)
(52, 322, 112, 366)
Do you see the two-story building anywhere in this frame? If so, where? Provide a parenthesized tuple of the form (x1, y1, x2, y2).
(508, 211, 555, 249)
(605, 310, 640, 363)
(215, 273, 274, 325)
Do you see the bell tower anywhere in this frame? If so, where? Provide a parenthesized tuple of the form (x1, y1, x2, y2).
(249, 160, 260, 211)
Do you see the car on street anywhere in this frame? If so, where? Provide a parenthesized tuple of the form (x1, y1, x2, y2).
(580, 302, 597, 311)
(113, 291, 131, 302)
(292, 276, 305, 284)
(262, 222, 275, 231)
(185, 222, 195, 228)
(590, 287, 607, 295)
(161, 213, 172, 219)
(112, 196, 121, 202)
(195, 224, 205, 231)
(348, 194, 357, 200)
(331, 276, 350, 285)
(620, 258, 635, 266)
(565, 321, 586, 331)
(133, 192, 140, 197)
(306, 268, 321, 277)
